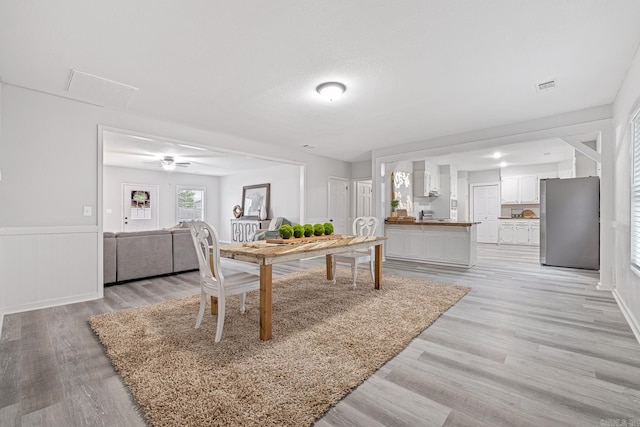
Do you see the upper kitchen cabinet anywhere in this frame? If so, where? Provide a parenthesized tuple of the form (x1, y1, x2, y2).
(413, 160, 440, 197)
(501, 174, 539, 204)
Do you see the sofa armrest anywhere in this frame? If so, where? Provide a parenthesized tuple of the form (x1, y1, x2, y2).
(171, 229, 199, 273)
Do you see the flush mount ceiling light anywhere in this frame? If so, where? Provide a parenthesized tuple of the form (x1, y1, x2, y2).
(492, 152, 502, 159)
(499, 161, 508, 168)
(316, 82, 346, 101)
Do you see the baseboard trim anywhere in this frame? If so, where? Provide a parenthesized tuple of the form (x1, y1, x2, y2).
(1, 292, 101, 318)
(596, 281, 615, 291)
(612, 289, 640, 345)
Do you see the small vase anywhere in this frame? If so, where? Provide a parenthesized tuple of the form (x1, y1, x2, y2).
(391, 211, 398, 218)
(259, 206, 267, 220)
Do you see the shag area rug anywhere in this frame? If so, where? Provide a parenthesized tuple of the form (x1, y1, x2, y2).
(89, 267, 469, 427)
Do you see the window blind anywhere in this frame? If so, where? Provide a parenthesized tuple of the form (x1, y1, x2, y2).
(631, 114, 640, 269)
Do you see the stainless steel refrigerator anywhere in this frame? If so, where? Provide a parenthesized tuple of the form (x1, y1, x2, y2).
(540, 177, 600, 270)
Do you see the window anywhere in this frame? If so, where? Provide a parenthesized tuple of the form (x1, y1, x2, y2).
(177, 186, 205, 222)
(632, 113, 640, 269)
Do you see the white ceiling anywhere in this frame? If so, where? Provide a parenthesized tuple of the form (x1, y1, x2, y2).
(2, 1, 640, 163)
(428, 138, 575, 172)
(103, 131, 284, 176)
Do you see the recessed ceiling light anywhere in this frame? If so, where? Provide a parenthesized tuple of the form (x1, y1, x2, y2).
(316, 82, 346, 102)
(492, 152, 502, 159)
(543, 152, 551, 156)
(302, 144, 315, 149)
(499, 161, 507, 168)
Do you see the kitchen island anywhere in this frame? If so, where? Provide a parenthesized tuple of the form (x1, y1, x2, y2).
(385, 220, 478, 268)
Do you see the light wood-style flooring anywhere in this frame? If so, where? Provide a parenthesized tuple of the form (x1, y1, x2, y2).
(1, 244, 639, 426)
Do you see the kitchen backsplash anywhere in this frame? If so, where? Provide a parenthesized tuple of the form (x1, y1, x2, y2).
(501, 204, 540, 217)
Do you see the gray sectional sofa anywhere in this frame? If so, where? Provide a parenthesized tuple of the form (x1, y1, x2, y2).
(103, 228, 199, 284)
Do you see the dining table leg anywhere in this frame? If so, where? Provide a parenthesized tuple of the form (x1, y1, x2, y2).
(325, 254, 333, 281)
(374, 244, 382, 290)
(260, 263, 273, 341)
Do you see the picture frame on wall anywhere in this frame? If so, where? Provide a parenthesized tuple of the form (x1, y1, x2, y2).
(242, 183, 270, 219)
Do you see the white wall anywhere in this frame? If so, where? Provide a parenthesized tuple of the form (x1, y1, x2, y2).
(612, 43, 640, 341)
(103, 166, 220, 232)
(351, 160, 372, 179)
(219, 163, 301, 242)
(0, 84, 350, 319)
(468, 169, 500, 184)
(457, 171, 469, 222)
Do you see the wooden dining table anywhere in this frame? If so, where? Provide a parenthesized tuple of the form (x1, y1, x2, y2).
(214, 235, 386, 341)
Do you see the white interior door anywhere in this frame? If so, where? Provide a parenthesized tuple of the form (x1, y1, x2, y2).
(356, 180, 373, 217)
(473, 184, 499, 243)
(328, 177, 349, 235)
(123, 184, 159, 232)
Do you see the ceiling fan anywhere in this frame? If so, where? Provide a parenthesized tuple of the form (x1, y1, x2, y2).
(145, 156, 191, 171)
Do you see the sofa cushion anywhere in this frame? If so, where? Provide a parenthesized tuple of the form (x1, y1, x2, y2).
(103, 232, 117, 284)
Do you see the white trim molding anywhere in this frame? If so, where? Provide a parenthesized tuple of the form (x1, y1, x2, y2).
(613, 289, 640, 345)
(0, 226, 101, 317)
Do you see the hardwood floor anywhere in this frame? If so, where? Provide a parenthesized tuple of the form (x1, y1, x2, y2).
(1, 244, 639, 426)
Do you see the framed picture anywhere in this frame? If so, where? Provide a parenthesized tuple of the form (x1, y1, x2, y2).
(242, 183, 270, 219)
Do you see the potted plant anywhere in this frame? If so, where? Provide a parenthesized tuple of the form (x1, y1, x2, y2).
(390, 199, 399, 217)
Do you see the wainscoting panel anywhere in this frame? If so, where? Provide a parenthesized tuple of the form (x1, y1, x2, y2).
(0, 226, 100, 315)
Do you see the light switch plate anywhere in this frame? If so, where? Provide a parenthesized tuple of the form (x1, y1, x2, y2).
(83, 206, 92, 216)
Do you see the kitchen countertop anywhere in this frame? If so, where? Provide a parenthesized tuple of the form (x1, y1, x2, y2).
(385, 220, 480, 227)
(498, 217, 540, 219)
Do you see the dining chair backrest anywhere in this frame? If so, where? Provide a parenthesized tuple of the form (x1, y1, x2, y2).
(353, 216, 379, 237)
(189, 221, 224, 285)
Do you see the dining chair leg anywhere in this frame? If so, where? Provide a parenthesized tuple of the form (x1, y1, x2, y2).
(240, 292, 246, 314)
(351, 261, 358, 288)
(195, 290, 206, 329)
(215, 296, 226, 342)
(331, 258, 337, 285)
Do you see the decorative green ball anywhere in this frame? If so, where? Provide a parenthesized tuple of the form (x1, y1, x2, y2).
(279, 224, 294, 239)
(292, 224, 304, 238)
(313, 223, 325, 236)
(323, 222, 334, 235)
(303, 224, 314, 237)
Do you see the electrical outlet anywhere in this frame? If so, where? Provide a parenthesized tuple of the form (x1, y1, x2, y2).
(83, 206, 92, 216)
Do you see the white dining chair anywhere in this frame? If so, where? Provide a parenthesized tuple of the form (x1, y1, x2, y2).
(332, 216, 379, 288)
(189, 221, 259, 342)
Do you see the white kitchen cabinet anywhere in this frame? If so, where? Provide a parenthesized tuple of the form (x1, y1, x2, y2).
(529, 221, 540, 245)
(413, 170, 430, 197)
(501, 175, 539, 204)
(499, 219, 539, 245)
(499, 220, 515, 244)
(385, 223, 477, 268)
(519, 175, 539, 203)
(514, 221, 530, 244)
(501, 177, 519, 204)
(426, 161, 440, 193)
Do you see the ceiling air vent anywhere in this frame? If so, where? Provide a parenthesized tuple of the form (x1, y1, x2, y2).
(66, 69, 138, 107)
(536, 79, 558, 92)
